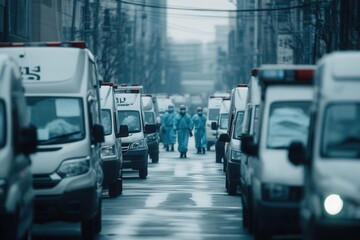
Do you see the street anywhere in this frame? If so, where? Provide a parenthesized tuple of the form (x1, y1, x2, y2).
(32, 138, 252, 240)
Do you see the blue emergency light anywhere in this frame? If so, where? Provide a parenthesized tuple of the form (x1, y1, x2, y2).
(259, 67, 315, 85)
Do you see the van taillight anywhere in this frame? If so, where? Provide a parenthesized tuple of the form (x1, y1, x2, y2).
(295, 69, 314, 81)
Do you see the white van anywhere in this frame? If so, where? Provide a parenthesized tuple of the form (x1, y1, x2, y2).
(288, 52, 360, 239)
(142, 94, 160, 163)
(114, 84, 156, 179)
(218, 85, 248, 195)
(0, 42, 105, 239)
(0, 54, 37, 239)
(100, 83, 128, 197)
(212, 98, 230, 163)
(241, 65, 315, 239)
(206, 96, 224, 150)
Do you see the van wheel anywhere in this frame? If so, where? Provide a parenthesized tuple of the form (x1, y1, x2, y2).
(139, 167, 148, 179)
(228, 181, 237, 195)
(223, 158, 227, 172)
(81, 200, 102, 239)
(151, 154, 159, 163)
(118, 178, 123, 195)
(207, 143, 211, 151)
(215, 153, 222, 163)
(108, 180, 119, 198)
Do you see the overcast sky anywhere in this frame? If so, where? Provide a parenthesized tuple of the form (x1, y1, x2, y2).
(167, 0, 236, 43)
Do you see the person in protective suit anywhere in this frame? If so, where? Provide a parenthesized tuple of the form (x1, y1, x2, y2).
(174, 105, 193, 158)
(162, 105, 176, 151)
(192, 107, 207, 154)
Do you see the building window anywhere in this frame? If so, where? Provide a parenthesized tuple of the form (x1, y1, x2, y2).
(9, 0, 30, 39)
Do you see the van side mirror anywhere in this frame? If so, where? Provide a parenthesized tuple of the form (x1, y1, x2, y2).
(288, 141, 306, 166)
(21, 125, 38, 155)
(93, 124, 105, 143)
(145, 124, 157, 134)
(218, 133, 230, 142)
(211, 121, 218, 130)
(118, 125, 129, 138)
(241, 134, 258, 156)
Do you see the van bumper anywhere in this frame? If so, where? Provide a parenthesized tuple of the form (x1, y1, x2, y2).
(256, 200, 301, 234)
(312, 218, 360, 238)
(34, 186, 97, 223)
(102, 158, 120, 187)
(123, 148, 148, 170)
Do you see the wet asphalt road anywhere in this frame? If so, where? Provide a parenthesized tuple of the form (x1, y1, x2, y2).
(32, 138, 253, 240)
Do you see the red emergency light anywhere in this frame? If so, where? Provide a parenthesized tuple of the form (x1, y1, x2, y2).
(0, 42, 25, 47)
(259, 67, 315, 85)
(0, 41, 87, 49)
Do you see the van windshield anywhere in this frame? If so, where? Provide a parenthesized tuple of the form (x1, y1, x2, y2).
(267, 101, 311, 149)
(144, 111, 155, 124)
(233, 111, 244, 139)
(322, 103, 360, 158)
(101, 109, 112, 135)
(220, 113, 229, 130)
(118, 110, 141, 133)
(27, 97, 85, 145)
(0, 100, 5, 148)
(208, 108, 220, 121)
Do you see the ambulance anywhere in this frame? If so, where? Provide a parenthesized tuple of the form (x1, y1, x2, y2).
(288, 52, 360, 239)
(142, 94, 159, 163)
(206, 96, 225, 150)
(0, 42, 105, 239)
(100, 83, 128, 197)
(0, 54, 37, 239)
(241, 65, 315, 239)
(114, 84, 156, 179)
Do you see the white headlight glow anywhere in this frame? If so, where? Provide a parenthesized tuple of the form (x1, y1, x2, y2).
(324, 194, 343, 215)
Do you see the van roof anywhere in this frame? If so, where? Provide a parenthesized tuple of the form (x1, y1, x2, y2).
(100, 85, 115, 109)
(0, 46, 95, 95)
(141, 95, 154, 111)
(317, 51, 360, 100)
(230, 86, 248, 110)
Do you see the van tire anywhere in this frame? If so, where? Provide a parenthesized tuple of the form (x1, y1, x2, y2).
(81, 200, 101, 240)
(151, 154, 159, 163)
(118, 178, 123, 195)
(108, 180, 120, 198)
(207, 143, 211, 151)
(139, 160, 148, 179)
(215, 153, 222, 163)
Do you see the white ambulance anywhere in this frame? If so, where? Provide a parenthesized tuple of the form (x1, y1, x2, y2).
(142, 94, 159, 163)
(100, 83, 128, 197)
(212, 97, 230, 163)
(114, 84, 156, 179)
(206, 96, 225, 150)
(288, 52, 360, 239)
(241, 65, 315, 239)
(0, 54, 37, 239)
(0, 42, 105, 239)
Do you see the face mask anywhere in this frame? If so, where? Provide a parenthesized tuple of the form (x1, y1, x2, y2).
(198, 111, 203, 116)
(168, 108, 174, 112)
(180, 110, 186, 114)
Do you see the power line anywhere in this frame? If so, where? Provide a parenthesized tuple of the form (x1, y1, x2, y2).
(120, 0, 324, 13)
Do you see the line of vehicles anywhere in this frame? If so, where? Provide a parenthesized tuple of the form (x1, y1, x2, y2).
(212, 52, 360, 239)
(0, 42, 160, 239)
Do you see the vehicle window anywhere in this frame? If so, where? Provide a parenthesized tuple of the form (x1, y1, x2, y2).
(144, 111, 155, 124)
(208, 108, 220, 121)
(118, 110, 141, 133)
(267, 102, 311, 149)
(322, 103, 360, 158)
(101, 109, 112, 135)
(219, 113, 229, 129)
(27, 97, 85, 145)
(0, 100, 5, 148)
(233, 111, 244, 139)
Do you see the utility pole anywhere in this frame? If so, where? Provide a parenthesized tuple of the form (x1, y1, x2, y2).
(71, 0, 78, 40)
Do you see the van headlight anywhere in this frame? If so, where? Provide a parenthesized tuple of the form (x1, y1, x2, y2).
(324, 194, 343, 215)
(101, 145, 115, 156)
(146, 133, 158, 143)
(57, 158, 90, 178)
(129, 139, 146, 150)
(231, 150, 242, 161)
(262, 183, 289, 201)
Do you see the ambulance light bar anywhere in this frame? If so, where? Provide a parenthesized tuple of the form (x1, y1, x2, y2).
(101, 82, 114, 86)
(0, 41, 87, 49)
(259, 68, 314, 84)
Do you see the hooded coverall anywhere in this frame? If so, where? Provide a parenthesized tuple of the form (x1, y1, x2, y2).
(174, 112, 193, 155)
(192, 113, 207, 152)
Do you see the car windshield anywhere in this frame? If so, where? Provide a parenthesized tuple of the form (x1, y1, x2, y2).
(322, 103, 360, 158)
(233, 111, 244, 140)
(144, 111, 155, 124)
(0, 100, 5, 148)
(220, 113, 229, 130)
(101, 109, 112, 135)
(208, 108, 220, 121)
(267, 101, 311, 149)
(118, 110, 141, 133)
(27, 97, 85, 145)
